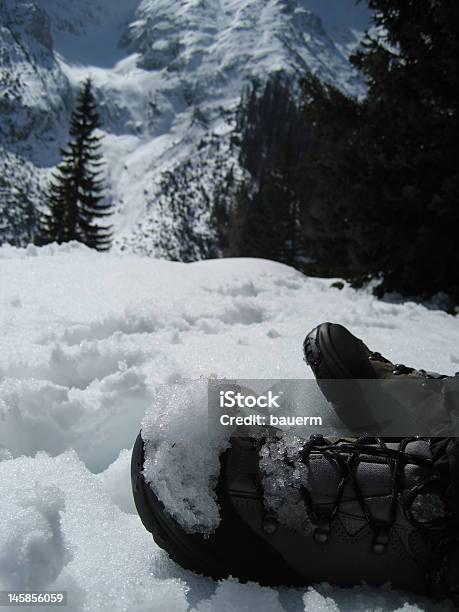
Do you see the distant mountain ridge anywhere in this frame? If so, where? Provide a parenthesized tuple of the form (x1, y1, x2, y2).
(0, 0, 371, 253)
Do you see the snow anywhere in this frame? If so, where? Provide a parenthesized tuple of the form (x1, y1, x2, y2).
(1, 243, 458, 610)
(141, 380, 230, 533)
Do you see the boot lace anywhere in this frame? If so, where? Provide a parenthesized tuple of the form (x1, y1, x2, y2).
(277, 434, 459, 600)
(280, 435, 447, 551)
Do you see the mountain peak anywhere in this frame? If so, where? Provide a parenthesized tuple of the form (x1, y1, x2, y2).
(0, 0, 372, 250)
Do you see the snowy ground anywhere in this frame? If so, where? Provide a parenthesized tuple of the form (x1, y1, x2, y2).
(0, 243, 458, 611)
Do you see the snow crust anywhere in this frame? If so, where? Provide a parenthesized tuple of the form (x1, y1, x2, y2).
(1, 244, 458, 610)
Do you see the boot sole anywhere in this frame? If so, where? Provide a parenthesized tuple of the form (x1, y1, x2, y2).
(303, 323, 381, 433)
(131, 433, 227, 578)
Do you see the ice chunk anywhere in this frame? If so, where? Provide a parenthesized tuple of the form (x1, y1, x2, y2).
(259, 435, 312, 532)
(411, 493, 446, 523)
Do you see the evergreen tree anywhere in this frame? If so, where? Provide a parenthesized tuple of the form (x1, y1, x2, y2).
(36, 79, 112, 251)
(301, 1, 459, 302)
(226, 75, 312, 266)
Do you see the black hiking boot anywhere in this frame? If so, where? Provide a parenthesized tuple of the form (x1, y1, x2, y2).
(303, 322, 448, 382)
(132, 427, 458, 603)
(303, 322, 457, 437)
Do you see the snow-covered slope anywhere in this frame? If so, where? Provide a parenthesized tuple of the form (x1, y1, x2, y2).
(0, 0, 72, 162)
(0, 0, 371, 251)
(0, 244, 458, 611)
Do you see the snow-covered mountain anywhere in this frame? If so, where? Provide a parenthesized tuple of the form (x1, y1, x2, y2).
(0, 0, 371, 252)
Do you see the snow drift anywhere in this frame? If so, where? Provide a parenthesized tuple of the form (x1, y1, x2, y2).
(0, 242, 458, 611)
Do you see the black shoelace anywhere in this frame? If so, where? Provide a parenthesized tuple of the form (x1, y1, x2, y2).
(281, 434, 459, 601)
(282, 435, 446, 553)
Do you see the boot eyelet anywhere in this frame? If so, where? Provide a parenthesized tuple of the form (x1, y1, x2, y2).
(314, 515, 331, 544)
(314, 529, 329, 544)
(310, 434, 324, 442)
(262, 514, 278, 535)
(371, 528, 389, 554)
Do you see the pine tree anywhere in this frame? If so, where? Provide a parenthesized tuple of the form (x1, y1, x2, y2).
(36, 79, 112, 251)
(226, 75, 311, 266)
(301, 1, 459, 303)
